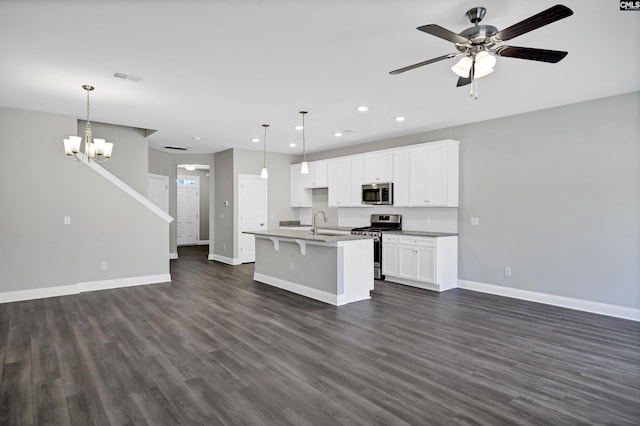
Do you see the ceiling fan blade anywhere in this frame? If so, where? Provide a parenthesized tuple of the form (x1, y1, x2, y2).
(417, 24, 470, 45)
(456, 63, 474, 87)
(389, 53, 457, 75)
(493, 4, 573, 42)
(495, 46, 568, 63)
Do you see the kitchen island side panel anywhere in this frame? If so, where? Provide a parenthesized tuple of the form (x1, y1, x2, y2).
(254, 238, 338, 294)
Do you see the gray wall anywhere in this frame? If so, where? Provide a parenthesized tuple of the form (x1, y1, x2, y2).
(214, 149, 234, 259)
(212, 149, 299, 261)
(1, 106, 169, 294)
(78, 120, 149, 195)
(308, 92, 640, 310)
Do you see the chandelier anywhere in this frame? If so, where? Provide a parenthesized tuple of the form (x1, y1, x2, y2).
(63, 85, 113, 162)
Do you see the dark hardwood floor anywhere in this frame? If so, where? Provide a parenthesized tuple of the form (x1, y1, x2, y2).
(1, 245, 639, 425)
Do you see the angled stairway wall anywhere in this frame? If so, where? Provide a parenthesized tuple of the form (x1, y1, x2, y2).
(0, 106, 172, 303)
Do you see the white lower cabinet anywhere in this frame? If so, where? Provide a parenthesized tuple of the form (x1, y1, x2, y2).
(382, 233, 458, 291)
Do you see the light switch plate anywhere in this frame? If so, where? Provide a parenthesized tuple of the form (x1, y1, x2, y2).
(64, 216, 71, 225)
(470, 217, 479, 226)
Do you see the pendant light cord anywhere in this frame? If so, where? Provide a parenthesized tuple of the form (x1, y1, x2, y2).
(262, 124, 269, 167)
(300, 111, 308, 163)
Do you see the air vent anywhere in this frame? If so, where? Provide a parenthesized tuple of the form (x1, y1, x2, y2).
(113, 72, 141, 82)
(164, 146, 189, 151)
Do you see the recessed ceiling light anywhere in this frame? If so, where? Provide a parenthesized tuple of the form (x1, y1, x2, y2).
(289, 143, 296, 148)
(295, 125, 304, 130)
(252, 138, 260, 143)
(395, 116, 406, 122)
(357, 106, 369, 112)
(334, 132, 343, 137)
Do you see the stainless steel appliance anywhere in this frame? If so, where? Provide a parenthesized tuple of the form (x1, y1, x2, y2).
(351, 214, 402, 279)
(361, 183, 393, 205)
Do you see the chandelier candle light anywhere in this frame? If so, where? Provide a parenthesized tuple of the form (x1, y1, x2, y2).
(63, 85, 113, 162)
(299, 111, 309, 174)
(260, 124, 269, 179)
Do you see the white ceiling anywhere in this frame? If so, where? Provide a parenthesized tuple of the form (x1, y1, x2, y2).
(1, 1, 638, 155)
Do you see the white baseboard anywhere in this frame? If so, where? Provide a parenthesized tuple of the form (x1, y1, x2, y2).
(458, 279, 640, 322)
(169, 252, 178, 259)
(209, 254, 241, 265)
(0, 284, 79, 304)
(78, 274, 171, 292)
(254, 273, 338, 305)
(0, 274, 171, 304)
(197, 240, 210, 246)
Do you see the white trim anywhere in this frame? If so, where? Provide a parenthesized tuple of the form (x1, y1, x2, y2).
(169, 253, 179, 259)
(0, 274, 171, 304)
(385, 276, 443, 292)
(209, 254, 241, 265)
(86, 159, 174, 223)
(458, 279, 640, 322)
(254, 272, 340, 305)
(0, 284, 79, 304)
(197, 240, 210, 245)
(78, 274, 171, 292)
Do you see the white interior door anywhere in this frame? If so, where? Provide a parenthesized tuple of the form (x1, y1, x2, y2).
(177, 175, 199, 246)
(238, 175, 267, 263)
(148, 173, 169, 213)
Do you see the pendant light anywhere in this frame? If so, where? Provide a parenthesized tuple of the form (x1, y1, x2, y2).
(260, 124, 269, 179)
(299, 111, 309, 174)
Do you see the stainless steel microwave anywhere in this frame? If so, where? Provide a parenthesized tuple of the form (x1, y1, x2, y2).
(362, 183, 393, 205)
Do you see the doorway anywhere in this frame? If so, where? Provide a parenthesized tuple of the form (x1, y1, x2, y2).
(177, 174, 199, 245)
(238, 174, 267, 263)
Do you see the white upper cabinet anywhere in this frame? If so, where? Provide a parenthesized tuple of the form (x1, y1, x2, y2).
(292, 140, 459, 209)
(290, 164, 312, 207)
(302, 160, 328, 188)
(362, 152, 393, 183)
(327, 158, 350, 206)
(328, 156, 365, 207)
(409, 140, 459, 207)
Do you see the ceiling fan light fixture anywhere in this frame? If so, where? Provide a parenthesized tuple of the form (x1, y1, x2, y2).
(451, 56, 473, 78)
(474, 50, 496, 76)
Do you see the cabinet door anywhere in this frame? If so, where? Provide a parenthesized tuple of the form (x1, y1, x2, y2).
(328, 158, 351, 207)
(416, 246, 436, 283)
(350, 156, 364, 206)
(312, 160, 328, 187)
(382, 243, 398, 277)
(425, 143, 448, 206)
(290, 164, 312, 207)
(363, 152, 393, 183)
(392, 149, 410, 206)
(409, 146, 430, 206)
(398, 246, 418, 279)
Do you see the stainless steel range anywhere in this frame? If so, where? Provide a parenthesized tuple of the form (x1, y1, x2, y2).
(351, 214, 402, 279)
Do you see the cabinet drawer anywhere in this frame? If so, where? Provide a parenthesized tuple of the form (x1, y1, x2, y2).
(398, 236, 435, 247)
(382, 234, 398, 243)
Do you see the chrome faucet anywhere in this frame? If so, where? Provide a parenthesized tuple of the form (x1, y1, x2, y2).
(313, 210, 328, 237)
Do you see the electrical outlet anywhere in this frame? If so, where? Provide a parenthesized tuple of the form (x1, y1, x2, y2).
(470, 217, 480, 226)
(100, 261, 108, 271)
(223, 243, 226, 250)
(504, 266, 512, 277)
(289, 263, 294, 271)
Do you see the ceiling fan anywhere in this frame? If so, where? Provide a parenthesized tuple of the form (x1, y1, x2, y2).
(390, 4, 573, 96)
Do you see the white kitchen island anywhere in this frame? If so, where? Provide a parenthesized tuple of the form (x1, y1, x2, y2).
(243, 229, 374, 306)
